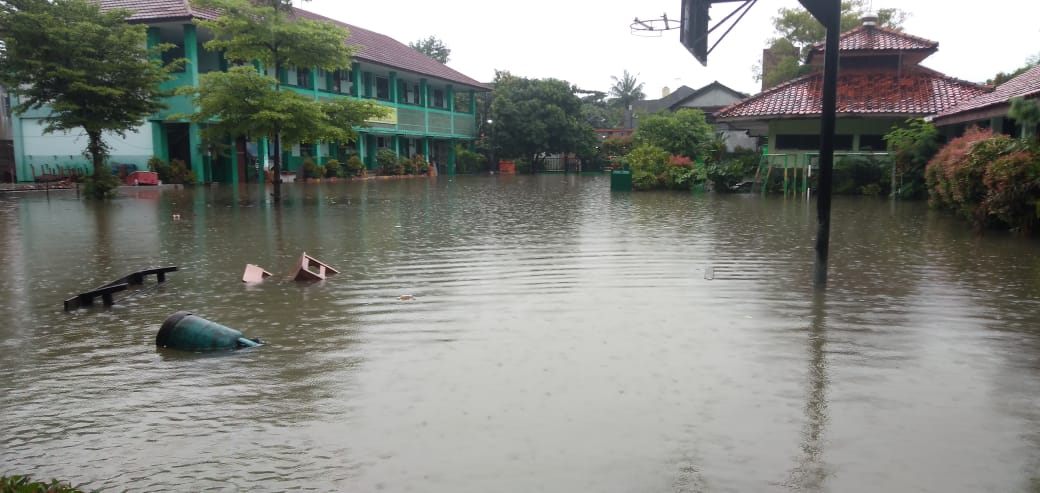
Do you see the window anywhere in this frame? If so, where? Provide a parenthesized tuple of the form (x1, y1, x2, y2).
(375, 77, 390, 100)
(775, 134, 852, 150)
(296, 68, 310, 88)
(433, 89, 444, 108)
(163, 45, 185, 72)
(335, 70, 353, 94)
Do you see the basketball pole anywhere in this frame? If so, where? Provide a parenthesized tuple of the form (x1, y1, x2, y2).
(799, 0, 840, 289)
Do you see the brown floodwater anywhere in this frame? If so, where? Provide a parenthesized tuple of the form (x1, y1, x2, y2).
(1, 175, 1040, 492)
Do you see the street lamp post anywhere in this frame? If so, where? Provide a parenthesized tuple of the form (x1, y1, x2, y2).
(486, 118, 496, 173)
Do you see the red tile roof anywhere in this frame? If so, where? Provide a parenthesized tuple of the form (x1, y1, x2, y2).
(933, 64, 1040, 124)
(292, 9, 486, 90)
(806, 25, 937, 64)
(98, 0, 217, 22)
(96, 0, 487, 90)
(715, 66, 988, 121)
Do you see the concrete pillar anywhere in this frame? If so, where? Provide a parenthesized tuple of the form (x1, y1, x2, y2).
(447, 85, 454, 112)
(420, 78, 428, 107)
(311, 67, 319, 99)
(448, 140, 456, 176)
(389, 71, 398, 103)
(392, 135, 400, 156)
(151, 121, 168, 163)
(351, 62, 362, 97)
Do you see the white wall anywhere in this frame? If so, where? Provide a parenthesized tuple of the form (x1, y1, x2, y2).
(22, 119, 153, 158)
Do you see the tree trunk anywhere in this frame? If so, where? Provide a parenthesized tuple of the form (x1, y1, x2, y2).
(87, 129, 104, 175)
(272, 60, 283, 204)
(272, 129, 282, 203)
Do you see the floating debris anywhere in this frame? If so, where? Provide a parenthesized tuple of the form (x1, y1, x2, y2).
(242, 264, 272, 283)
(293, 252, 339, 282)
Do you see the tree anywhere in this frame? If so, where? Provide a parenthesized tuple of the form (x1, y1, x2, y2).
(632, 109, 714, 162)
(756, 0, 907, 88)
(409, 36, 451, 64)
(608, 70, 645, 109)
(576, 89, 623, 129)
(489, 71, 597, 171)
(0, 0, 176, 197)
(191, 0, 385, 202)
(987, 52, 1040, 86)
(883, 118, 939, 198)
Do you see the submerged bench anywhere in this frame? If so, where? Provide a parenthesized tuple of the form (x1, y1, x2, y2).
(64, 266, 178, 311)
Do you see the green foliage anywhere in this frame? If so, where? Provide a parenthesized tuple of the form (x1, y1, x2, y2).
(987, 52, 1040, 86)
(376, 149, 402, 175)
(82, 165, 120, 198)
(600, 136, 634, 163)
(608, 70, 645, 109)
(923, 128, 1040, 232)
(489, 71, 598, 168)
(1, 474, 88, 493)
(1009, 97, 1040, 138)
(412, 154, 430, 174)
(884, 118, 940, 198)
(625, 144, 671, 190)
(981, 148, 1040, 233)
(345, 155, 365, 176)
(578, 90, 623, 129)
(147, 156, 196, 185)
(832, 155, 890, 195)
(180, 67, 388, 149)
(398, 155, 415, 175)
(633, 109, 714, 161)
(756, 0, 907, 86)
(706, 149, 759, 192)
(324, 158, 341, 178)
(455, 145, 483, 174)
(408, 35, 451, 63)
(0, 0, 177, 180)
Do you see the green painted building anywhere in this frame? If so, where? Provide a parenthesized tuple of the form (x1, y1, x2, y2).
(9, 1, 487, 183)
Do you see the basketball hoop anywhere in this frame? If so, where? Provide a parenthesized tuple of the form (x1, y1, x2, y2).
(630, 14, 680, 37)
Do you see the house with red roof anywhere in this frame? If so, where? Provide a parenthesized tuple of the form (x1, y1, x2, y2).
(9, 1, 488, 183)
(715, 16, 988, 167)
(932, 64, 1040, 139)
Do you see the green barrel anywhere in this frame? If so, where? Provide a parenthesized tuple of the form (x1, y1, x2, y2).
(610, 168, 632, 191)
(156, 311, 261, 351)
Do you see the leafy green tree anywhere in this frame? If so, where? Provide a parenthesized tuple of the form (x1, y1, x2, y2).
(0, 0, 177, 197)
(576, 89, 623, 128)
(884, 118, 939, 198)
(190, 0, 384, 202)
(1009, 97, 1040, 139)
(409, 35, 451, 64)
(609, 70, 645, 109)
(489, 71, 597, 171)
(985, 53, 1039, 86)
(756, 0, 907, 88)
(632, 109, 714, 162)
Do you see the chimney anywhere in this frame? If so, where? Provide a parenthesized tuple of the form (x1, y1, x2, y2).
(861, 14, 878, 27)
(662, 86, 671, 98)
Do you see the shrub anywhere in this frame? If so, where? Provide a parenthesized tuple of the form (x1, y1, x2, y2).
(455, 145, 482, 174)
(884, 118, 940, 198)
(980, 149, 1040, 232)
(148, 156, 172, 183)
(324, 159, 341, 178)
(345, 156, 365, 176)
(625, 144, 670, 190)
(925, 127, 1004, 218)
(412, 154, 430, 174)
(83, 165, 120, 198)
(301, 158, 320, 179)
(376, 149, 402, 175)
(168, 159, 196, 184)
(833, 155, 888, 195)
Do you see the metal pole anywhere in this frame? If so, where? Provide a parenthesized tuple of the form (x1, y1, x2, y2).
(813, 2, 840, 289)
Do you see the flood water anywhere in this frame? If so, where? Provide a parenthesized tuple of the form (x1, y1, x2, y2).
(2, 175, 1040, 492)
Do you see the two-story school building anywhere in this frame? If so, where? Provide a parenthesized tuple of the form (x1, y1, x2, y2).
(9, 1, 488, 183)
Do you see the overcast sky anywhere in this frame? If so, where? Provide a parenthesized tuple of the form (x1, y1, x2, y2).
(298, 0, 1040, 98)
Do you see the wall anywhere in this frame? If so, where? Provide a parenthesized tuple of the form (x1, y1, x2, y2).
(766, 117, 900, 167)
(16, 118, 153, 181)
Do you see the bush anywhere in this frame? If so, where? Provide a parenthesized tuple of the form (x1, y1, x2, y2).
(412, 154, 430, 174)
(345, 155, 365, 176)
(167, 159, 196, 185)
(83, 165, 120, 198)
(324, 159, 341, 178)
(375, 150, 400, 175)
(925, 127, 1002, 217)
(148, 156, 171, 183)
(884, 118, 940, 198)
(832, 155, 889, 195)
(980, 149, 1040, 232)
(625, 144, 670, 190)
(455, 145, 482, 174)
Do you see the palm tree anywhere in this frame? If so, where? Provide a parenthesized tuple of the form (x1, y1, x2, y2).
(609, 70, 646, 109)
